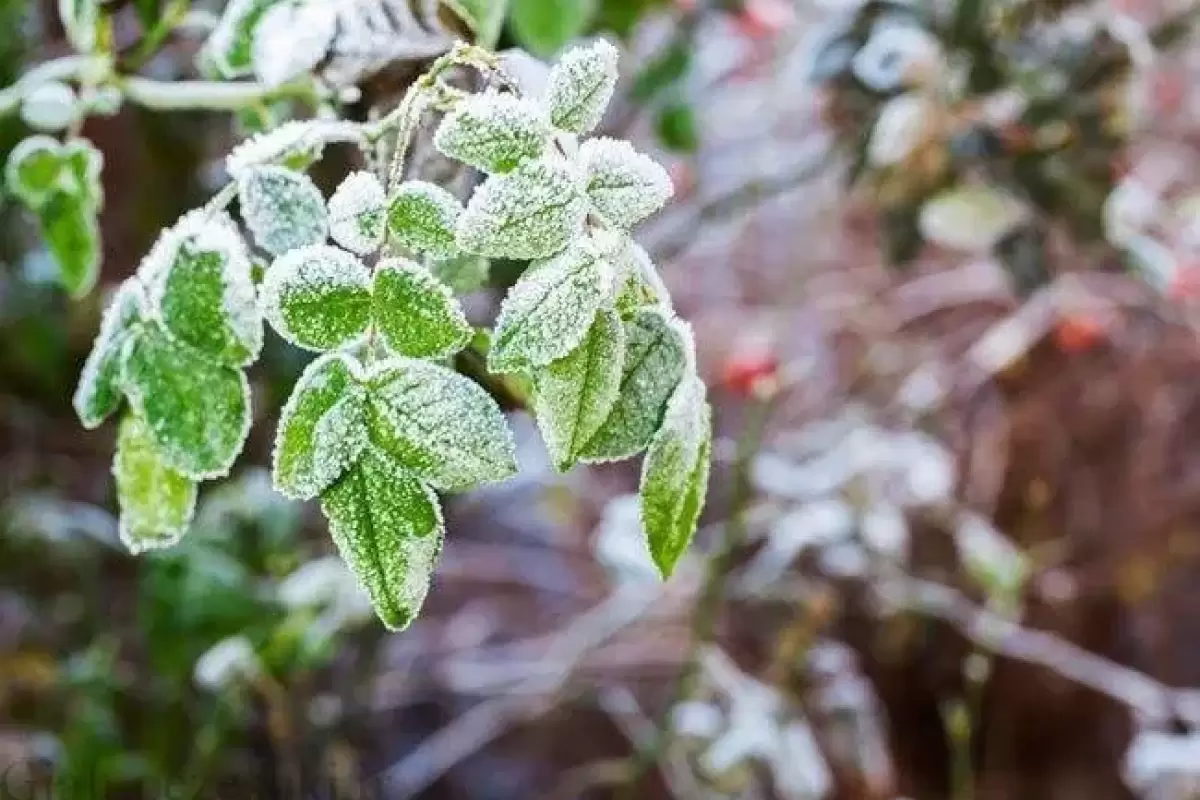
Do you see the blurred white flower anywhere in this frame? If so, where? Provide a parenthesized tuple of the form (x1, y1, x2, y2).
(852, 22, 942, 92)
(817, 541, 870, 578)
(868, 93, 935, 167)
(194, 636, 261, 691)
(919, 186, 1029, 253)
(860, 504, 909, 561)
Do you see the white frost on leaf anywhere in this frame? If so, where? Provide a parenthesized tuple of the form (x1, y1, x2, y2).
(226, 119, 361, 180)
(20, 81, 78, 133)
(261, 244, 373, 352)
(371, 259, 472, 360)
(238, 165, 329, 256)
(542, 39, 620, 135)
(73, 279, 145, 429)
(113, 412, 198, 554)
(434, 90, 551, 174)
(594, 230, 672, 313)
(387, 180, 463, 259)
(328, 170, 386, 255)
(579, 138, 673, 229)
(456, 157, 587, 260)
(251, 0, 337, 88)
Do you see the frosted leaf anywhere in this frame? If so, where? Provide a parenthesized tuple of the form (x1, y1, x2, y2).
(918, 185, 1029, 254)
(533, 308, 625, 472)
(58, 0, 98, 53)
(5, 136, 64, 209)
(273, 352, 369, 500)
(580, 308, 687, 461)
(543, 39, 619, 134)
(145, 212, 262, 367)
(579, 138, 673, 229)
(226, 119, 360, 179)
(386, 181, 463, 259)
(639, 374, 711, 578)
(73, 280, 145, 429)
(328, 171, 386, 255)
(456, 157, 586, 260)
(42, 193, 100, 298)
(606, 235, 672, 315)
(488, 240, 613, 373)
(20, 81, 78, 133)
(250, 0, 337, 87)
(366, 357, 518, 491)
(428, 252, 489, 294)
(433, 90, 551, 174)
(113, 413, 197, 554)
(119, 323, 252, 480)
(202, 0, 287, 77)
(60, 138, 103, 206)
(238, 165, 328, 256)
(261, 244, 372, 352)
(320, 446, 444, 630)
(372, 259, 472, 360)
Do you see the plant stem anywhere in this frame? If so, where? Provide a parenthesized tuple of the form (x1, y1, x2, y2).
(120, 76, 315, 111)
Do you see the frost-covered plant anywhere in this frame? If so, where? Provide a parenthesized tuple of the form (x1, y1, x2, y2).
(70, 40, 711, 630)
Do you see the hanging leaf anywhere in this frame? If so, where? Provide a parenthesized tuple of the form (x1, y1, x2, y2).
(372, 259, 472, 360)
(510, 0, 596, 59)
(543, 39, 619, 134)
(639, 375, 711, 578)
(534, 308, 625, 471)
(386, 181, 463, 259)
(579, 137, 673, 229)
(580, 308, 686, 461)
(433, 90, 551, 174)
(60, 139, 103, 206)
(456, 157, 586, 260)
(4, 136, 63, 209)
(120, 323, 251, 480)
(320, 446, 444, 630)
(73, 280, 145, 429)
(366, 357, 518, 491)
(114, 413, 199, 554)
(273, 353, 369, 500)
(328, 170, 386, 256)
(261, 244, 373, 352)
(40, 192, 100, 298)
(488, 240, 612, 373)
(238, 165, 329, 256)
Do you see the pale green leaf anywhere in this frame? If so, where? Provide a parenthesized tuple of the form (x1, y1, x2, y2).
(328, 170, 385, 256)
(41, 192, 100, 298)
(580, 138, 673, 229)
(273, 352, 369, 500)
(238, 165, 328, 256)
(120, 323, 252, 480)
(456, 157, 586, 260)
(488, 240, 612, 373)
(580, 308, 687, 461)
(639, 374, 711, 577)
(366, 357, 518, 491)
(58, 0, 99, 53)
(543, 39, 619, 134)
(372, 259, 472, 360)
(433, 90, 551, 174)
(73, 280, 145, 429)
(534, 308, 624, 471)
(387, 181, 463, 259)
(114, 413, 198, 554)
(261, 244, 372, 352)
(203, 0, 288, 77)
(320, 446, 444, 630)
(428, 252, 490, 294)
(60, 138, 103, 206)
(4, 136, 63, 209)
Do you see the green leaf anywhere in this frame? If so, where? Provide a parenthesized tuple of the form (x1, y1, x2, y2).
(510, 0, 597, 59)
(58, 0, 99, 53)
(386, 181, 463, 259)
(203, 0, 288, 77)
(639, 375, 711, 578)
(632, 40, 691, 103)
(273, 352, 369, 500)
(5, 136, 63, 209)
(261, 244, 373, 352)
(328, 171, 386, 256)
(655, 101, 699, 153)
(40, 191, 100, 298)
(456, 157, 586, 260)
(372, 259, 472, 360)
(580, 308, 686, 461)
(238, 165, 328, 256)
(320, 446, 444, 630)
(543, 39, 619, 134)
(114, 413, 199, 554)
(60, 139, 104, 206)
(579, 138, 673, 229)
(120, 323, 252, 480)
(443, 0, 510, 47)
(428, 253, 490, 294)
(73, 280, 144, 429)
(366, 357, 518, 492)
(534, 308, 624, 471)
(433, 91, 551, 174)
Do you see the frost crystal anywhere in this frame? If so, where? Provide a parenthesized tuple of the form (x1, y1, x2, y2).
(202, 0, 285, 77)
(250, 0, 337, 87)
(366, 357, 518, 492)
(488, 241, 613, 373)
(320, 446, 444, 630)
(581, 308, 687, 462)
(372, 259, 472, 360)
(456, 157, 586, 260)
(433, 90, 551, 174)
(639, 375, 711, 577)
(226, 119, 361, 179)
(579, 138, 673, 229)
(534, 308, 625, 472)
(113, 413, 197, 554)
(542, 39, 619, 135)
(119, 323, 252, 480)
(238, 165, 329, 256)
(73, 279, 145, 429)
(387, 181, 463, 259)
(594, 231, 671, 314)
(273, 353, 369, 500)
(328, 171, 386, 255)
(261, 244, 372, 352)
